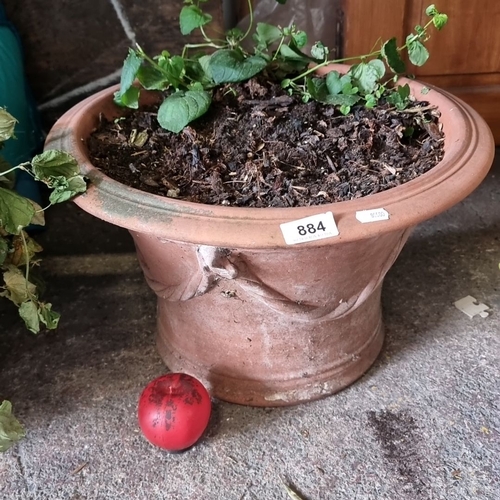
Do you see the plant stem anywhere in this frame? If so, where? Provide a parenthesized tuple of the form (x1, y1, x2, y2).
(19, 230, 30, 288)
(290, 18, 437, 85)
(240, 0, 254, 42)
(0, 164, 27, 177)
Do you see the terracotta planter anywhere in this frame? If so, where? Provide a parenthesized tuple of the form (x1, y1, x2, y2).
(45, 75, 494, 406)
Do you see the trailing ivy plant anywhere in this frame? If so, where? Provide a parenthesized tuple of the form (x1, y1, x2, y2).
(0, 108, 86, 451)
(114, 1, 447, 133)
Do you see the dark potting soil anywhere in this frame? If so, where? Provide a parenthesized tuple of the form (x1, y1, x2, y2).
(87, 78, 445, 208)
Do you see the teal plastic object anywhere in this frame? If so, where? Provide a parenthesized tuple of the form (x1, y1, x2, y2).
(0, 3, 44, 205)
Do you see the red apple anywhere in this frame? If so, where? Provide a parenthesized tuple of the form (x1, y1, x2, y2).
(138, 373, 211, 451)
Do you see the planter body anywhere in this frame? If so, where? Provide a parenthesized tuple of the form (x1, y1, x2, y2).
(45, 75, 494, 406)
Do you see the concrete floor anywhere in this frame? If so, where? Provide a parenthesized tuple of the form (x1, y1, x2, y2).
(0, 153, 499, 500)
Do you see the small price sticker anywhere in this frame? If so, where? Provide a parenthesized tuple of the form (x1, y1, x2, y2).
(280, 212, 339, 245)
(355, 208, 390, 223)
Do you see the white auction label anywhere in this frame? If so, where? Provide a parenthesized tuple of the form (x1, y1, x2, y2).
(355, 208, 390, 223)
(280, 211, 339, 245)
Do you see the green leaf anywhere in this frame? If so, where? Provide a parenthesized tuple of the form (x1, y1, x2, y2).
(1, 267, 36, 305)
(292, 31, 307, 49)
(157, 90, 211, 133)
(386, 84, 411, 110)
(208, 50, 267, 84)
(349, 62, 381, 94)
(425, 4, 438, 16)
(31, 150, 79, 182)
(381, 38, 406, 74)
(198, 55, 213, 80)
(179, 5, 212, 35)
(364, 94, 378, 109)
(326, 71, 343, 95)
(254, 23, 282, 47)
(407, 37, 429, 66)
(0, 237, 8, 266)
(432, 13, 448, 30)
(0, 188, 35, 235)
(48, 175, 87, 204)
(368, 59, 386, 79)
(38, 302, 60, 330)
(311, 42, 329, 61)
(136, 66, 168, 90)
(306, 77, 328, 101)
(116, 49, 143, 101)
(19, 300, 40, 333)
(0, 109, 17, 142)
(113, 86, 140, 109)
(398, 83, 411, 100)
(340, 104, 351, 115)
(0, 401, 25, 452)
(279, 45, 310, 62)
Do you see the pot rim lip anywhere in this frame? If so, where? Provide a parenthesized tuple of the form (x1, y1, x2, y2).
(45, 74, 495, 248)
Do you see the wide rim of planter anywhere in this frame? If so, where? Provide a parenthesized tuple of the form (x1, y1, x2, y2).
(45, 76, 495, 249)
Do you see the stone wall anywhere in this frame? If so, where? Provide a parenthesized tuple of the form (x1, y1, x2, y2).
(3, 0, 223, 124)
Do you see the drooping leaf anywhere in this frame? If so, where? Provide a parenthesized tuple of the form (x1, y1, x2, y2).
(114, 49, 143, 106)
(38, 302, 60, 330)
(48, 175, 87, 205)
(0, 109, 17, 142)
(1, 267, 37, 305)
(254, 23, 282, 48)
(279, 45, 310, 62)
(0, 187, 36, 235)
(31, 150, 79, 181)
(27, 200, 46, 227)
(0, 401, 25, 452)
(407, 37, 429, 66)
(114, 85, 140, 109)
(208, 50, 267, 84)
(381, 38, 406, 74)
(19, 300, 40, 333)
(8, 232, 43, 267)
(157, 90, 211, 133)
(179, 5, 212, 35)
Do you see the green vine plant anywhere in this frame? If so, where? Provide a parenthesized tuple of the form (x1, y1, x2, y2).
(1, 108, 86, 452)
(0, 107, 87, 452)
(0, 108, 86, 334)
(114, 1, 447, 133)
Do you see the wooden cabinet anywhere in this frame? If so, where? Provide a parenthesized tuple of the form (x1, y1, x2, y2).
(343, 0, 500, 143)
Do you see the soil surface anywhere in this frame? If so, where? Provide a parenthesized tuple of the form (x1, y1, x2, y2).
(87, 78, 445, 208)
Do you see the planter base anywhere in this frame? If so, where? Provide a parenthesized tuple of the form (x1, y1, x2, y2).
(155, 285, 385, 407)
